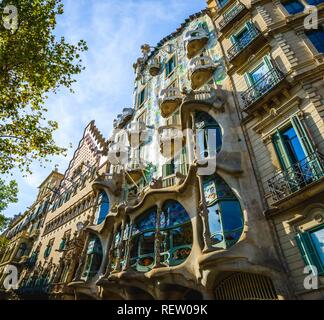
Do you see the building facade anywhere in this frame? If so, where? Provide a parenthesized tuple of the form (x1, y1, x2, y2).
(1, 1, 323, 300)
(207, 0, 324, 299)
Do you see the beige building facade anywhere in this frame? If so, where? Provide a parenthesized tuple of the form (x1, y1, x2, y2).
(1, 1, 324, 300)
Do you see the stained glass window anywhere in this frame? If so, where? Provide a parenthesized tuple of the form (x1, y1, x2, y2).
(96, 192, 110, 225)
(203, 175, 244, 249)
(127, 201, 193, 273)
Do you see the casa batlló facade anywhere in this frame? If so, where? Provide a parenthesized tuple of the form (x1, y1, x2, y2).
(0, 0, 324, 300)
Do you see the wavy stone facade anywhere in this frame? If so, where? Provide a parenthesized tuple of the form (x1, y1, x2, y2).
(1, 1, 323, 300)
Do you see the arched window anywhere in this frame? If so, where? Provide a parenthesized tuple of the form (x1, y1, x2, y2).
(203, 175, 244, 249)
(195, 111, 222, 159)
(96, 191, 110, 225)
(160, 201, 192, 266)
(82, 235, 103, 281)
(129, 201, 193, 272)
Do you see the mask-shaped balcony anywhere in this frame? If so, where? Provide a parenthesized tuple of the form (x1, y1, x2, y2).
(113, 108, 134, 129)
(127, 121, 149, 148)
(218, 3, 249, 34)
(227, 26, 265, 67)
(159, 87, 183, 118)
(149, 58, 161, 77)
(92, 172, 123, 196)
(189, 56, 218, 90)
(125, 158, 146, 184)
(107, 142, 129, 166)
(184, 27, 209, 59)
(158, 125, 185, 158)
(241, 67, 288, 112)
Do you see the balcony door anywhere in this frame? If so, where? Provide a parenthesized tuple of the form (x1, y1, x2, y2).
(272, 116, 319, 186)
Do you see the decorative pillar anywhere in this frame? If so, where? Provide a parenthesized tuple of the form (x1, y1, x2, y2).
(113, 219, 126, 273)
(153, 204, 162, 268)
(122, 220, 133, 271)
(52, 257, 64, 283)
(72, 234, 90, 282)
(197, 175, 213, 253)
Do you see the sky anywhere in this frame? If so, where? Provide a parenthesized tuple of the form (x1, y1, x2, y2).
(3, 0, 206, 218)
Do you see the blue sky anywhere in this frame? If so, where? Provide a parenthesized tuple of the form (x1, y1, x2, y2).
(3, 0, 206, 218)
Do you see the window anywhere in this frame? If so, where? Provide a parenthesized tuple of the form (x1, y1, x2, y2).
(195, 111, 222, 159)
(218, 0, 229, 8)
(203, 175, 244, 249)
(306, 0, 324, 4)
(165, 55, 177, 77)
(230, 22, 255, 48)
(59, 230, 71, 251)
(306, 29, 324, 53)
(44, 239, 54, 259)
(295, 224, 324, 275)
(96, 191, 110, 225)
(82, 235, 103, 280)
(136, 87, 147, 109)
(15, 243, 27, 259)
(126, 201, 192, 272)
(282, 0, 304, 14)
(272, 116, 315, 171)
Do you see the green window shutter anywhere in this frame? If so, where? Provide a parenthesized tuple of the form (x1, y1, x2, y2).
(295, 233, 323, 274)
(230, 34, 236, 45)
(272, 130, 291, 170)
(246, 21, 254, 31)
(291, 116, 316, 157)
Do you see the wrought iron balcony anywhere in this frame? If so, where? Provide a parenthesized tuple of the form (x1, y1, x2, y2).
(267, 152, 324, 203)
(241, 67, 286, 110)
(127, 121, 148, 148)
(159, 87, 183, 118)
(218, 3, 248, 34)
(184, 27, 209, 59)
(227, 26, 263, 66)
(189, 56, 218, 90)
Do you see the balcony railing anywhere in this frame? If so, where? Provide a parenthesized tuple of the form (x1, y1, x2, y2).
(241, 67, 286, 109)
(267, 152, 324, 203)
(219, 3, 247, 32)
(228, 27, 261, 61)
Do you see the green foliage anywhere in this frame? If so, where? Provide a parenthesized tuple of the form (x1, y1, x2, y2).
(0, 0, 88, 174)
(0, 179, 17, 231)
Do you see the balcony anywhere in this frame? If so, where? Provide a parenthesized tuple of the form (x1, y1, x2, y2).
(162, 163, 189, 188)
(107, 142, 129, 165)
(149, 58, 161, 77)
(113, 108, 134, 129)
(227, 27, 265, 67)
(159, 87, 183, 118)
(127, 121, 149, 148)
(184, 27, 209, 59)
(267, 152, 324, 204)
(158, 125, 185, 158)
(93, 172, 123, 196)
(189, 56, 218, 90)
(241, 67, 287, 111)
(125, 158, 146, 184)
(218, 3, 248, 34)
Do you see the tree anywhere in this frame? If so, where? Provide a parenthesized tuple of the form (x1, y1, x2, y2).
(0, 0, 88, 175)
(0, 179, 18, 231)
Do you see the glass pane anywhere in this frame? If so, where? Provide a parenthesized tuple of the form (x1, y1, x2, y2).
(139, 232, 155, 255)
(307, 29, 324, 53)
(162, 201, 191, 228)
(172, 224, 192, 247)
(250, 63, 269, 83)
(220, 201, 244, 232)
(207, 204, 224, 245)
(281, 126, 306, 164)
(311, 228, 324, 266)
(283, 1, 304, 14)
